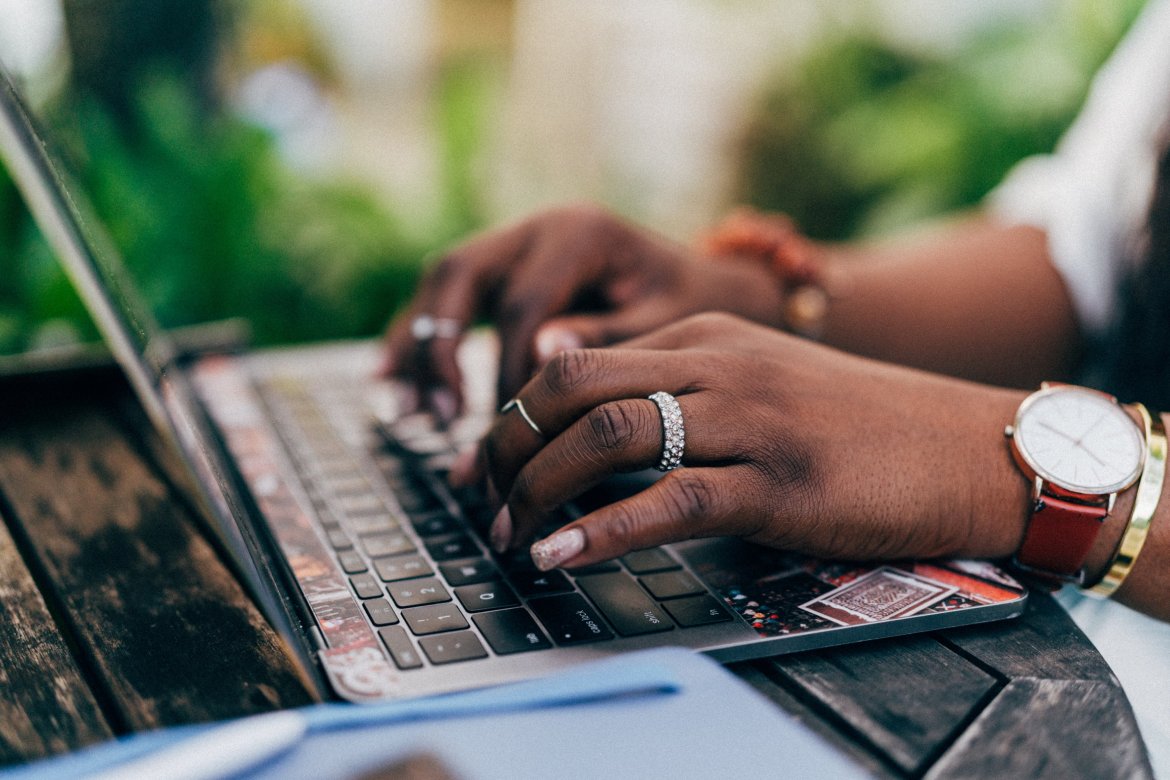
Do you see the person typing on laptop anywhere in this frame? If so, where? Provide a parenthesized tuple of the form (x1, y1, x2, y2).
(382, 201, 1170, 621)
(382, 1, 1170, 767)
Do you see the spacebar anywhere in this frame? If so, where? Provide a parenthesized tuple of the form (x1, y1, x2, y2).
(577, 573, 674, 636)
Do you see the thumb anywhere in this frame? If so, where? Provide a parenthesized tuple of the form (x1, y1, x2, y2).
(533, 304, 676, 364)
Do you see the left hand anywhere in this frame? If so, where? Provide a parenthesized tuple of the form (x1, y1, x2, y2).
(475, 312, 1030, 570)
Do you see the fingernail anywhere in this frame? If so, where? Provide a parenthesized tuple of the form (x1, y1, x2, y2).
(448, 446, 477, 488)
(376, 354, 395, 378)
(534, 327, 583, 363)
(530, 527, 586, 571)
(489, 506, 513, 553)
(428, 387, 458, 424)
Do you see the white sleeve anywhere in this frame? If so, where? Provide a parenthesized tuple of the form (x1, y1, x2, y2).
(988, 0, 1170, 337)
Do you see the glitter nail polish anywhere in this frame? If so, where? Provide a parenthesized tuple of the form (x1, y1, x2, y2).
(530, 527, 586, 571)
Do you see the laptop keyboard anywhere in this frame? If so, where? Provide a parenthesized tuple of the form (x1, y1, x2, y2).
(257, 376, 733, 670)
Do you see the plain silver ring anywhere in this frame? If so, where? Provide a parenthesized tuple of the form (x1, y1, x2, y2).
(648, 391, 685, 472)
(500, 397, 544, 436)
(411, 315, 462, 341)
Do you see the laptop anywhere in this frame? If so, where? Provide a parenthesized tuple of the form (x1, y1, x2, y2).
(0, 67, 1027, 703)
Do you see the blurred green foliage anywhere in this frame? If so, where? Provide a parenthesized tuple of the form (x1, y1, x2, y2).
(740, 0, 1147, 240)
(0, 60, 487, 354)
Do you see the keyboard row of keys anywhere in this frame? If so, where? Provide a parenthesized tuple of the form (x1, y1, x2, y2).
(270, 380, 740, 672)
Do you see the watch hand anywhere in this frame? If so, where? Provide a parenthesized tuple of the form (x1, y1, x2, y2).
(1073, 411, 1109, 447)
(1038, 421, 1079, 445)
(1077, 445, 1110, 469)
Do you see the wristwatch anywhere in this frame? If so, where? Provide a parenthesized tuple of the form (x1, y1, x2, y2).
(1005, 384, 1145, 583)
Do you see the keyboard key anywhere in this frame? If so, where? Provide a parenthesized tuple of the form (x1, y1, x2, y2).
(338, 493, 387, 517)
(455, 581, 520, 613)
(576, 573, 673, 636)
(346, 514, 398, 536)
(425, 533, 480, 561)
(566, 561, 621, 576)
(361, 532, 416, 558)
(419, 632, 488, 665)
(364, 598, 399, 626)
(473, 609, 552, 655)
(315, 506, 341, 529)
(639, 570, 705, 600)
(324, 474, 372, 497)
(511, 569, 574, 598)
(312, 456, 361, 478)
(621, 549, 680, 574)
(494, 549, 538, 574)
(422, 453, 454, 477)
(388, 577, 450, 608)
(349, 573, 383, 600)
(529, 594, 614, 645)
(387, 412, 439, 440)
(326, 528, 353, 550)
(461, 503, 495, 533)
(337, 550, 367, 574)
(398, 432, 451, 456)
(378, 626, 423, 669)
(662, 594, 733, 627)
(411, 511, 459, 537)
(440, 558, 499, 586)
(396, 486, 444, 515)
(451, 486, 491, 513)
(402, 603, 469, 635)
(375, 555, 433, 582)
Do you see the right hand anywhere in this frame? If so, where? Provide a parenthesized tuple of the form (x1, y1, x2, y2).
(380, 203, 789, 419)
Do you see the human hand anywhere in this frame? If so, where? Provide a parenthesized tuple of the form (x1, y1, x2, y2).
(380, 204, 787, 420)
(474, 312, 1030, 570)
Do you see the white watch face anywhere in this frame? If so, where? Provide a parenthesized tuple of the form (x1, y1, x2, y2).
(1013, 387, 1144, 495)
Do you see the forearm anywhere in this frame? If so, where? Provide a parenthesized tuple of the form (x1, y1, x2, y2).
(819, 215, 1083, 389)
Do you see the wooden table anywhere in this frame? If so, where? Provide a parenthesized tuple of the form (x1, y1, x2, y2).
(0, 362, 1154, 778)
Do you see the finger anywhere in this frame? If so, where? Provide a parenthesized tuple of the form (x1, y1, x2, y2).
(447, 444, 480, 488)
(483, 348, 696, 506)
(608, 311, 762, 354)
(382, 303, 466, 421)
(492, 222, 617, 402)
(532, 300, 682, 365)
(381, 220, 532, 396)
(528, 465, 765, 570)
(503, 392, 737, 547)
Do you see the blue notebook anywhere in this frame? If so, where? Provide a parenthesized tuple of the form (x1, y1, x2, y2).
(5, 648, 865, 780)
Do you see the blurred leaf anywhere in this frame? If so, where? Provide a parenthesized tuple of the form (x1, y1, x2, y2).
(739, 0, 1146, 240)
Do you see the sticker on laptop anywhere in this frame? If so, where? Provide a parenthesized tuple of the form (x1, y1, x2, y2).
(798, 567, 959, 626)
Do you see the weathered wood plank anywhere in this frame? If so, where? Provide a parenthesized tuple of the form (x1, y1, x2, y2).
(731, 662, 895, 778)
(939, 588, 1120, 683)
(0, 381, 313, 735)
(0, 509, 113, 766)
(925, 678, 1154, 779)
(764, 636, 999, 776)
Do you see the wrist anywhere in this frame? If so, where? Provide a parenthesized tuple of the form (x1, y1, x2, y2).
(697, 208, 842, 338)
(959, 386, 1032, 559)
(693, 254, 789, 331)
(1004, 386, 1147, 585)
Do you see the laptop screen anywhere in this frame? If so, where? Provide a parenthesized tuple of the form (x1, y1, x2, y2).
(0, 66, 308, 660)
(0, 69, 177, 424)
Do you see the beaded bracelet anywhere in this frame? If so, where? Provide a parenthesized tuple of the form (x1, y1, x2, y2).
(699, 207, 840, 338)
(1087, 403, 1167, 597)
